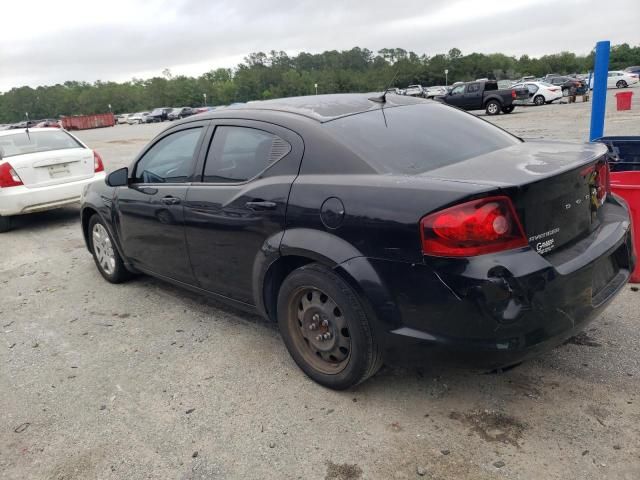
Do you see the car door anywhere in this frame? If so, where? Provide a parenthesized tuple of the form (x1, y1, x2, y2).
(184, 120, 304, 304)
(462, 83, 482, 109)
(445, 84, 466, 107)
(525, 83, 539, 101)
(114, 122, 207, 284)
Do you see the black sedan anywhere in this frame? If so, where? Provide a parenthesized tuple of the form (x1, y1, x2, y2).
(80, 94, 635, 389)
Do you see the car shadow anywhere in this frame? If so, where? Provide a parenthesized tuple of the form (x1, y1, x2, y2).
(7, 206, 81, 233)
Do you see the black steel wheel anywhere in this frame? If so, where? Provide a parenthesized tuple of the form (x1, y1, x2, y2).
(277, 263, 382, 389)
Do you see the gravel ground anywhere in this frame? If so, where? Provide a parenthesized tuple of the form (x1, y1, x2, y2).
(1, 87, 639, 480)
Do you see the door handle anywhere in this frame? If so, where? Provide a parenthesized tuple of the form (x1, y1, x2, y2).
(245, 200, 277, 211)
(160, 196, 181, 205)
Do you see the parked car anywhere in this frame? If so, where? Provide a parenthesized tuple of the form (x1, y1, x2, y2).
(624, 66, 640, 76)
(115, 114, 131, 125)
(435, 80, 528, 115)
(34, 119, 61, 128)
(424, 86, 448, 98)
(127, 112, 150, 125)
(0, 128, 106, 232)
(168, 107, 194, 121)
(80, 93, 634, 389)
(147, 107, 173, 122)
(606, 71, 639, 89)
(544, 75, 586, 96)
(384, 88, 402, 95)
(404, 85, 425, 97)
(512, 81, 563, 106)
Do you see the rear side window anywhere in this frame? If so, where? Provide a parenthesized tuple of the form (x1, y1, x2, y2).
(0, 130, 82, 158)
(323, 103, 520, 175)
(467, 83, 480, 93)
(202, 126, 291, 183)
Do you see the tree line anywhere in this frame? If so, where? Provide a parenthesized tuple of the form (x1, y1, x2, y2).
(1, 44, 638, 123)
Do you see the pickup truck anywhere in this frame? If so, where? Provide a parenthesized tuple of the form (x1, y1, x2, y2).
(435, 80, 528, 115)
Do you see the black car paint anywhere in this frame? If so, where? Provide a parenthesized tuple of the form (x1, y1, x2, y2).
(81, 94, 634, 370)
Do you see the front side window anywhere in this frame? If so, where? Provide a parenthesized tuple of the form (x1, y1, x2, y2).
(450, 85, 465, 95)
(202, 126, 291, 183)
(133, 128, 202, 183)
(526, 84, 539, 94)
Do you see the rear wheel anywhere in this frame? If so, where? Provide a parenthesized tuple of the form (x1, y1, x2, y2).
(88, 215, 130, 283)
(277, 263, 382, 390)
(502, 105, 515, 113)
(0, 215, 12, 233)
(533, 95, 545, 106)
(485, 100, 501, 115)
(616, 80, 627, 88)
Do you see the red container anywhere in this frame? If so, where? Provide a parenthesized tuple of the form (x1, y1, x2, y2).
(611, 171, 640, 283)
(61, 113, 115, 130)
(614, 91, 633, 111)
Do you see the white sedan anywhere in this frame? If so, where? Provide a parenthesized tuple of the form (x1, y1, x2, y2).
(512, 81, 563, 106)
(126, 112, 150, 124)
(0, 128, 106, 232)
(588, 71, 640, 89)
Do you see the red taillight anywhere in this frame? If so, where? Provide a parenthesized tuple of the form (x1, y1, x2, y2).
(93, 151, 104, 172)
(420, 196, 528, 257)
(511, 89, 517, 99)
(0, 162, 24, 188)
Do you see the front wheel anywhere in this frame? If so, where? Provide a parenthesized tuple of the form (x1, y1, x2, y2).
(88, 215, 130, 283)
(502, 105, 515, 113)
(0, 215, 12, 233)
(533, 95, 545, 106)
(616, 80, 627, 88)
(277, 263, 382, 390)
(485, 100, 501, 115)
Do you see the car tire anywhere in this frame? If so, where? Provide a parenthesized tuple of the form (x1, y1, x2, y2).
(485, 100, 501, 115)
(616, 80, 627, 88)
(277, 263, 383, 390)
(0, 215, 12, 233)
(533, 95, 545, 106)
(137, 120, 142, 125)
(88, 215, 130, 284)
(502, 106, 515, 113)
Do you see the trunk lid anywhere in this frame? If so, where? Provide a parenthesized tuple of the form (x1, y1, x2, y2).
(10, 148, 94, 188)
(424, 141, 609, 254)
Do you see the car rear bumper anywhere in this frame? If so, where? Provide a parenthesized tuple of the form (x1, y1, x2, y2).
(0, 173, 106, 216)
(338, 200, 634, 369)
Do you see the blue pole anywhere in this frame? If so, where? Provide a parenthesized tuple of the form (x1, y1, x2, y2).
(589, 40, 610, 141)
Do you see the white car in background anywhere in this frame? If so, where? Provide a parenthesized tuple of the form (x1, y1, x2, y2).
(588, 71, 640, 89)
(512, 81, 563, 106)
(424, 86, 448, 98)
(607, 71, 639, 88)
(0, 128, 105, 232)
(126, 112, 150, 124)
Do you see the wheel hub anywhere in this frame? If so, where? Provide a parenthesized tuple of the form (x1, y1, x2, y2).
(291, 287, 351, 372)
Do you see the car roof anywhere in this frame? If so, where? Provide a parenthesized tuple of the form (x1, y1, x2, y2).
(193, 93, 427, 123)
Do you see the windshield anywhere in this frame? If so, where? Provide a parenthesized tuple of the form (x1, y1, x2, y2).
(323, 103, 520, 175)
(0, 130, 83, 158)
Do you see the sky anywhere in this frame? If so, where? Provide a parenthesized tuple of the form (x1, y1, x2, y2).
(1, 0, 638, 91)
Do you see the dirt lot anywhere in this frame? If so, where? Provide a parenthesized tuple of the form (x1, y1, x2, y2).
(2, 89, 640, 480)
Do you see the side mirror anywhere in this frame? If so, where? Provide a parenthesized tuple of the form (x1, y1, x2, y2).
(106, 167, 129, 187)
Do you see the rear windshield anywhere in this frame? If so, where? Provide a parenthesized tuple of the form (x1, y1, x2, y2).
(0, 130, 83, 158)
(323, 102, 520, 175)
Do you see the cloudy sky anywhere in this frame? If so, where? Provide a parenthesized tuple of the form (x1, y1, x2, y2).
(1, 0, 638, 91)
